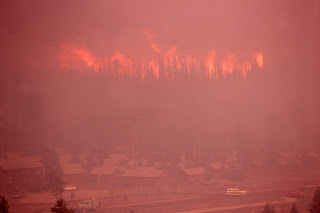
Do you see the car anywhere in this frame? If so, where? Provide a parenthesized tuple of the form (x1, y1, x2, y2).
(285, 190, 306, 198)
(64, 185, 77, 191)
(226, 188, 247, 196)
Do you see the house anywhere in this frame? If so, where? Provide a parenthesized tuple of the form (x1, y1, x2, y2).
(88, 158, 126, 185)
(89, 164, 123, 186)
(121, 167, 164, 187)
(183, 167, 208, 183)
(61, 162, 87, 186)
(0, 152, 44, 192)
(158, 165, 187, 191)
(59, 152, 88, 186)
(209, 162, 229, 176)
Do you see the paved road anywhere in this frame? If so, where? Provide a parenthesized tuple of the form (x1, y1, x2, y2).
(8, 177, 318, 213)
(176, 197, 296, 213)
(101, 189, 290, 213)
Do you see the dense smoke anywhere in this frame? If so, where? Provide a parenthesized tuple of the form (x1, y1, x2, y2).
(1, 0, 319, 159)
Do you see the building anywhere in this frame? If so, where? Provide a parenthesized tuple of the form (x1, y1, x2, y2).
(121, 167, 164, 188)
(62, 162, 87, 186)
(209, 162, 229, 176)
(0, 152, 44, 192)
(158, 165, 187, 191)
(183, 167, 208, 183)
(89, 164, 123, 186)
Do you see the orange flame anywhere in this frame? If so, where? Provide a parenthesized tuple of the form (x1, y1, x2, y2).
(111, 52, 133, 78)
(206, 50, 216, 79)
(148, 59, 159, 79)
(221, 53, 236, 77)
(73, 48, 99, 72)
(239, 61, 252, 80)
(255, 52, 263, 69)
(60, 41, 263, 80)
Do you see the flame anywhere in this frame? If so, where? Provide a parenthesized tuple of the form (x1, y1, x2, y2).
(185, 56, 193, 75)
(239, 61, 252, 80)
(151, 43, 161, 54)
(164, 46, 181, 79)
(111, 52, 133, 78)
(206, 50, 216, 79)
(60, 40, 263, 80)
(221, 53, 236, 77)
(148, 59, 159, 79)
(73, 48, 99, 72)
(139, 60, 146, 80)
(255, 52, 263, 69)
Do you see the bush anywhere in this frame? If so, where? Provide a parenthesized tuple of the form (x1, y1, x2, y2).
(51, 198, 74, 213)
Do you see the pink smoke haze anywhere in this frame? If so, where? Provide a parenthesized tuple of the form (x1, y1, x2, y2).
(1, 1, 320, 212)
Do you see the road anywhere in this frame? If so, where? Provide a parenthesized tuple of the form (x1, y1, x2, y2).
(101, 189, 297, 213)
(8, 176, 318, 213)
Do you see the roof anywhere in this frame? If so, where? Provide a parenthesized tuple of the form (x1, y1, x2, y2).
(62, 163, 86, 175)
(122, 167, 163, 178)
(210, 162, 223, 170)
(89, 158, 124, 175)
(59, 153, 86, 175)
(0, 152, 42, 171)
(183, 167, 207, 176)
(90, 166, 120, 175)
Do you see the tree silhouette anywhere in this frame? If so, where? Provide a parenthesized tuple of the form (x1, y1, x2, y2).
(0, 196, 9, 213)
(41, 149, 64, 198)
(308, 186, 320, 213)
(262, 203, 275, 213)
(51, 198, 74, 213)
(290, 203, 298, 213)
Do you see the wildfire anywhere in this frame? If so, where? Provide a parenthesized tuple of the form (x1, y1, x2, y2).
(206, 50, 216, 79)
(148, 59, 159, 79)
(221, 53, 236, 77)
(73, 48, 99, 72)
(110, 52, 133, 77)
(239, 61, 252, 80)
(60, 38, 263, 80)
(255, 52, 263, 69)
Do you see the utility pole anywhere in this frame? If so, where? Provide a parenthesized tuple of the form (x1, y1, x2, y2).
(131, 123, 137, 168)
(97, 159, 101, 213)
